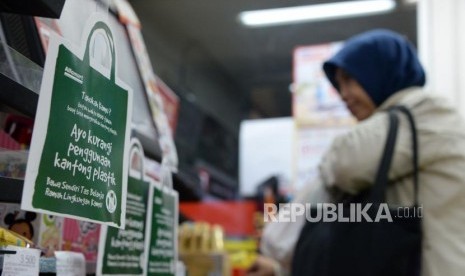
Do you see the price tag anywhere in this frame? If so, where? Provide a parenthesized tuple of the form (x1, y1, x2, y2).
(2, 246, 40, 276)
(55, 251, 85, 276)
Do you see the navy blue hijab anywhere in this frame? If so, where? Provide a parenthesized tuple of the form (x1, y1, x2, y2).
(323, 29, 426, 107)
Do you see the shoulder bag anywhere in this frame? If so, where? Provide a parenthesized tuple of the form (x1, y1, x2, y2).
(291, 106, 422, 276)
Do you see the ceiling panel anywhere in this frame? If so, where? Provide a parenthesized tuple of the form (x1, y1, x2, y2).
(130, 0, 417, 118)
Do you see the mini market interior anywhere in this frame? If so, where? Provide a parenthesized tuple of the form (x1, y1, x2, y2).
(0, 0, 463, 275)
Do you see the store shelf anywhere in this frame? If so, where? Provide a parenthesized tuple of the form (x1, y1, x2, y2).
(0, 0, 66, 18)
(0, 76, 162, 163)
(132, 128, 162, 162)
(0, 73, 38, 118)
(0, 176, 23, 203)
(173, 170, 203, 202)
(0, 4, 180, 276)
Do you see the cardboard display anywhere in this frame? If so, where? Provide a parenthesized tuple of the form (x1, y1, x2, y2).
(22, 15, 133, 228)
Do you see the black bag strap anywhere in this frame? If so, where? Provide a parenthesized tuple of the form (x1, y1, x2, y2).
(371, 110, 399, 203)
(391, 106, 420, 206)
(371, 106, 419, 206)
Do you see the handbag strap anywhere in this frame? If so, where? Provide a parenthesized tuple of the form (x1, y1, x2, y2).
(371, 110, 399, 203)
(391, 106, 420, 206)
(371, 106, 419, 206)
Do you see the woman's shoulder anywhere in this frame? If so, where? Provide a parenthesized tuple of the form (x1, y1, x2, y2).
(378, 87, 459, 119)
(379, 87, 427, 109)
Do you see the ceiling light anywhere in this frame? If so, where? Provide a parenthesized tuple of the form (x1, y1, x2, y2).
(239, 0, 396, 27)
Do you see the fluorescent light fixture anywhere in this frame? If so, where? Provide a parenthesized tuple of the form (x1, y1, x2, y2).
(239, 0, 396, 27)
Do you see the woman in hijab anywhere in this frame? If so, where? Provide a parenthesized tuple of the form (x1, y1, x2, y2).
(249, 29, 465, 276)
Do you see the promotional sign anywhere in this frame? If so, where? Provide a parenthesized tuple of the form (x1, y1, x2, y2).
(114, 0, 141, 27)
(62, 218, 101, 262)
(97, 139, 152, 276)
(145, 166, 178, 276)
(22, 15, 133, 228)
(293, 43, 354, 126)
(294, 126, 351, 190)
(154, 76, 179, 136)
(126, 23, 178, 171)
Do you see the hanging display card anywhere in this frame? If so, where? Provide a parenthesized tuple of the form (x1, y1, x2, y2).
(145, 165, 178, 276)
(126, 23, 178, 171)
(22, 15, 133, 228)
(97, 139, 152, 276)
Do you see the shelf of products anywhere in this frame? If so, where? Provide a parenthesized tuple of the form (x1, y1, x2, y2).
(0, 177, 23, 203)
(0, 2, 195, 275)
(0, 0, 66, 18)
(0, 74, 38, 118)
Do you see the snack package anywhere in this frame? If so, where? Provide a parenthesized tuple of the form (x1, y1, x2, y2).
(0, 226, 34, 247)
(37, 214, 64, 257)
(0, 202, 64, 256)
(0, 149, 28, 178)
(62, 218, 100, 262)
(0, 203, 40, 243)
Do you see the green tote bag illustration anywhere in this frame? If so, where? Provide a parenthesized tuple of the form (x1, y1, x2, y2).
(22, 18, 132, 228)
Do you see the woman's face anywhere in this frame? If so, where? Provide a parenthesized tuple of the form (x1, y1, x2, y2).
(335, 68, 376, 121)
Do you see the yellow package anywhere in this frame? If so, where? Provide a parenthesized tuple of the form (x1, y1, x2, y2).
(0, 226, 34, 247)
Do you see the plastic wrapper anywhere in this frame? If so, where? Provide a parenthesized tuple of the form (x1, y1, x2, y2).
(0, 226, 34, 247)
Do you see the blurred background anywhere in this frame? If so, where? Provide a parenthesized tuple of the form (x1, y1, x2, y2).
(129, 0, 417, 188)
